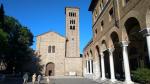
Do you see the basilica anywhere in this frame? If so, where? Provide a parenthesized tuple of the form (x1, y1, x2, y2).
(35, 0, 150, 83)
(36, 7, 82, 76)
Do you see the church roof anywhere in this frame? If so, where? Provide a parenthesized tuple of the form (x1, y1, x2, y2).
(36, 31, 65, 38)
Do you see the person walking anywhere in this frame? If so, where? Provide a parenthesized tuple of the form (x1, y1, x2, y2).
(23, 73, 28, 84)
(37, 74, 42, 84)
(47, 76, 50, 84)
(32, 73, 36, 84)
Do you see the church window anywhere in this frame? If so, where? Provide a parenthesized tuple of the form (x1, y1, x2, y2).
(71, 12, 72, 17)
(74, 20, 75, 24)
(69, 12, 71, 16)
(101, 20, 104, 30)
(48, 46, 51, 53)
(73, 13, 74, 17)
(70, 26, 72, 29)
(70, 20, 71, 24)
(52, 46, 55, 53)
(95, 29, 97, 34)
(73, 26, 75, 30)
(109, 7, 114, 21)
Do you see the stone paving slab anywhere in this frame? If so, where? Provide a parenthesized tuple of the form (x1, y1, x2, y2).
(28, 77, 100, 84)
(0, 76, 139, 84)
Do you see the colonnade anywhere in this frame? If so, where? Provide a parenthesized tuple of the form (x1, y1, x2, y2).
(84, 41, 133, 84)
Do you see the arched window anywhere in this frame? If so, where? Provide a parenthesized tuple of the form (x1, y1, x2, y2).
(70, 20, 72, 24)
(109, 7, 114, 21)
(73, 13, 74, 17)
(70, 26, 72, 29)
(48, 45, 55, 53)
(52, 46, 55, 53)
(71, 12, 72, 17)
(101, 20, 104, 30)
(48, 46, 51, 53)
(73, 26, 75, 30)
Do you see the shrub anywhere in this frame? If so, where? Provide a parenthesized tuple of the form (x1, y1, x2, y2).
(132, 68, 150, 84)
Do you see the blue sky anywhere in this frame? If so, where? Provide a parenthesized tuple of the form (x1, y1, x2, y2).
(0, 0, 92, 53)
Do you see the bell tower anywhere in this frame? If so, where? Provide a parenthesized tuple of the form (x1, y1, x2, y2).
(65, 7, 80, 57)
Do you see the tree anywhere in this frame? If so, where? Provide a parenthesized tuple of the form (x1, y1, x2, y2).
(0, 4, 4, 29)
(3, 16, 34, 73)
(0, 4, 8, 70)
(0, 4, 35, 73)
(0, 4, 42, 75)
(132, 68, 150, 84)
(0, 28, 8, 54)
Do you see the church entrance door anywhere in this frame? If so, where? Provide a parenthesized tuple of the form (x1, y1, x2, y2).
(45, 62, 54, 76)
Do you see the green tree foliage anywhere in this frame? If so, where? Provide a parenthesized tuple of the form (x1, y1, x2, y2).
(0, 28, 8, 56)
(132, 68, 150, 84)
(0, 4, 7, 59)
(4, 16, 34, 73)
(0, 4, 42, 74)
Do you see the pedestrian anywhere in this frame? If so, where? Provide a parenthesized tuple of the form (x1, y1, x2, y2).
(47, 76, 50, 84)
(23, 73, 28, 84)
(32, 73, 36, 84)
(37, 74, 42, 84)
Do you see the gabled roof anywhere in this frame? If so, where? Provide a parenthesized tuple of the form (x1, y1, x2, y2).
(88, 0, 99, 11)
(36, 31, 65, 38)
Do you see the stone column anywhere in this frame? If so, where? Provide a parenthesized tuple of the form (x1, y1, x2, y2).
(140, 28, 150, 62)
(108, 48, 116, 82)
(100, 52, 106, 80)
(89, 60, 93, 74)
(120, 41, 133, 84)
(86, 60, 89, 74)
(84, 67, 86, 77)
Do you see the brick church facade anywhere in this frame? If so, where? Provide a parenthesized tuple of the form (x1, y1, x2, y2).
(36, 7, 82, 76)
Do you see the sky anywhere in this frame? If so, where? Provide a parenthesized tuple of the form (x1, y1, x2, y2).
(0, 0, 93, 54)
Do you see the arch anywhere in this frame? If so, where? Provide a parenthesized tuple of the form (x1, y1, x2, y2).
(45, 62, 55, 76)
(95, 45, 100, 56)
(124, 17, 148, 71)
(125, 17, 141, 35)
(101, 40, 110, 78)
(122, 10, 142, 29)
(101, 40, 107, 51)
(110, 31, 124, 80)
(87, 52, 89, 56)
(110, 31, 119, 47)
(121, 10, 144, 41)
